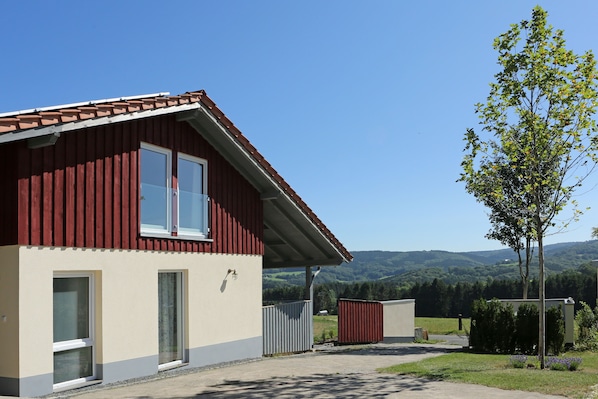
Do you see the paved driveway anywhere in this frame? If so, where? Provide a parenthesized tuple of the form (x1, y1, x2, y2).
(46, 343, 565, 399)
(429, 334, 468, 346)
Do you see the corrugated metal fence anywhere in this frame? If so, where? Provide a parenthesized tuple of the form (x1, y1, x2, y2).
(338, 299, 383, 344)
(262, 300, 312, 355)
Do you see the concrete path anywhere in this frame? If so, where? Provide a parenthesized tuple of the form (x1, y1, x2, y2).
(428, 334, 468, 347)
(44, 343, 565, 399)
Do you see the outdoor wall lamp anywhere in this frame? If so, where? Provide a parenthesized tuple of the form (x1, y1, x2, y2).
(227, 269, 238, 280)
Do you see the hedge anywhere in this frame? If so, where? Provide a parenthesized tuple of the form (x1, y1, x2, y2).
(469, 299, 565, 355)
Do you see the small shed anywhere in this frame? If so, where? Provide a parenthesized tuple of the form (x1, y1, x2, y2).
(337, 299, 383, 344)
(381, 299, 415, 343)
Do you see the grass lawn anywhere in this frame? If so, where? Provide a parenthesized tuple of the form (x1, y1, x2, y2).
(415, 317, 470, 335)
(380, 351, 598, 398)
(313, 315, 338, 343)
(313, 315, 469, 343)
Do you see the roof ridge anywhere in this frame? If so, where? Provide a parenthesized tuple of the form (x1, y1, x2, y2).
(0, 92, 172, 118)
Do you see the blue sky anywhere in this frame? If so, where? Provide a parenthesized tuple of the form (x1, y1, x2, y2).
(2, 1, 598, 253)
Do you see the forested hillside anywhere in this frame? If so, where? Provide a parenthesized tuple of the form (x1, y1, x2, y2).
(263, 240, 598, 289)
(263, 241, 598, 317)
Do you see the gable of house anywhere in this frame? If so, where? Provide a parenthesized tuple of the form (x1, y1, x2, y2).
(0, 90, 352, 267)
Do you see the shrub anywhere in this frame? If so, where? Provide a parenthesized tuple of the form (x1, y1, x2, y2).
(496, 302, 516, 353)
(568, 358, 582, 371)
(575, 301, 598, 351)
(470, 300, 565, 355)
(515, 304, 538, 355)
(545, 356, 582, 371)
(509, 354, 527, 368)
(469, 299, 515, 353)
(546, 306, 565, 355)
(548, 361, 568, 371)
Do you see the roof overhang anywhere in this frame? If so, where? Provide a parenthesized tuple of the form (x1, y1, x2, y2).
(177, 106, 350, 268)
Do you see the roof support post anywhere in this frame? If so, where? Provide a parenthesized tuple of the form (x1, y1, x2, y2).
(304, 266, 311, 301)
(305, 266, 321, 348)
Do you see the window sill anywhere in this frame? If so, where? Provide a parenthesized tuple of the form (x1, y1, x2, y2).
(140, 232, 213, 243)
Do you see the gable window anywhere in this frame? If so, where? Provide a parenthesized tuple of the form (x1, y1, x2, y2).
(177, 153, 208, 236)
(140, 143, 209, 239)
(140, 144, 172, 235)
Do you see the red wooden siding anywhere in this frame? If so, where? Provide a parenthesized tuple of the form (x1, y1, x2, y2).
(10, 114, 264, 255)
(337, 299, 384, 344)
(0, 142, 19, 245)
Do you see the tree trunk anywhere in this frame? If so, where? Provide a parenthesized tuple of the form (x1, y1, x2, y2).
(517, 249, 529, 300)
(523, 236, 532, 300)
(537, 225, 546, 369)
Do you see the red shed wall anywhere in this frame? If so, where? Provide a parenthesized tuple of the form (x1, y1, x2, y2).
(12, 114, 264, 255)
(337, 299, 383, 344)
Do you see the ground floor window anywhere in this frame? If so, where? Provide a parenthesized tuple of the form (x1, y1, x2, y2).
(158, 271, 184, 368)
(53, 274, 95, 388)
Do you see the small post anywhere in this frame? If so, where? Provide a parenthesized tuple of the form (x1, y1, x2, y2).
(458, 314, 463, 331)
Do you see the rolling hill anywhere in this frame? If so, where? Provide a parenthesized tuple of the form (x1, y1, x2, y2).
(263, 240, 598, 289)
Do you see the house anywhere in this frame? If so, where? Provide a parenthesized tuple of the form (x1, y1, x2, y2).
(0, 90, 352, 397)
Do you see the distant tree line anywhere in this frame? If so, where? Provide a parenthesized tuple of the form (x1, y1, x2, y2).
(263, 264, 598, 317)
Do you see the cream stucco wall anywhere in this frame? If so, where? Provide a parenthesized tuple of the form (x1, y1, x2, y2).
(382, 299, 415, 339)
(8, 246, 262, 381)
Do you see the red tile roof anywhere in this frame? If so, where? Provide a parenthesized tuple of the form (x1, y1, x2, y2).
(0, 90, 352, 263)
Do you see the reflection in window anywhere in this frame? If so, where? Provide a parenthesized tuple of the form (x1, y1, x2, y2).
(140, 145, 171, 233)
(159, 272, 184, 367)
(53, 276, 94, 387)
(178, 155, 208, 236)
(139, 142, 209, 239)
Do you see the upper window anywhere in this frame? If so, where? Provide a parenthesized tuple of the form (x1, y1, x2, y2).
(140, 144, 172, 234)
(140, 143, 209, 239)
(177, 153, 208, 236)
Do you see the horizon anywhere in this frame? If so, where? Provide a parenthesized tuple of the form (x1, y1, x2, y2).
(347, 239, 598, 255)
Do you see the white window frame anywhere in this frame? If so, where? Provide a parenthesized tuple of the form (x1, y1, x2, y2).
(177, 152, 209, 239)
(140, 142, 211, 241)
(158, 271, 186, 370)
(52, 272, 96, 391)
(140, 142, 173, 237)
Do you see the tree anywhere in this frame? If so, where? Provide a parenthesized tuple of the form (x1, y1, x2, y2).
(469, 154, 536, 299)
(459, 6, 598, 368)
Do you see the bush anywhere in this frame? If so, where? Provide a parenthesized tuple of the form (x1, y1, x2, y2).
(470, 300, 565, 355)
(546, 306, 565, 355)
(509, 354, 527, 368)
(515, 304, 538, 355)
(575, 301, 598, 351)
(548, 361, 568, 371)
(545, 356, 582, 371)
(470, 299, 515, 353)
